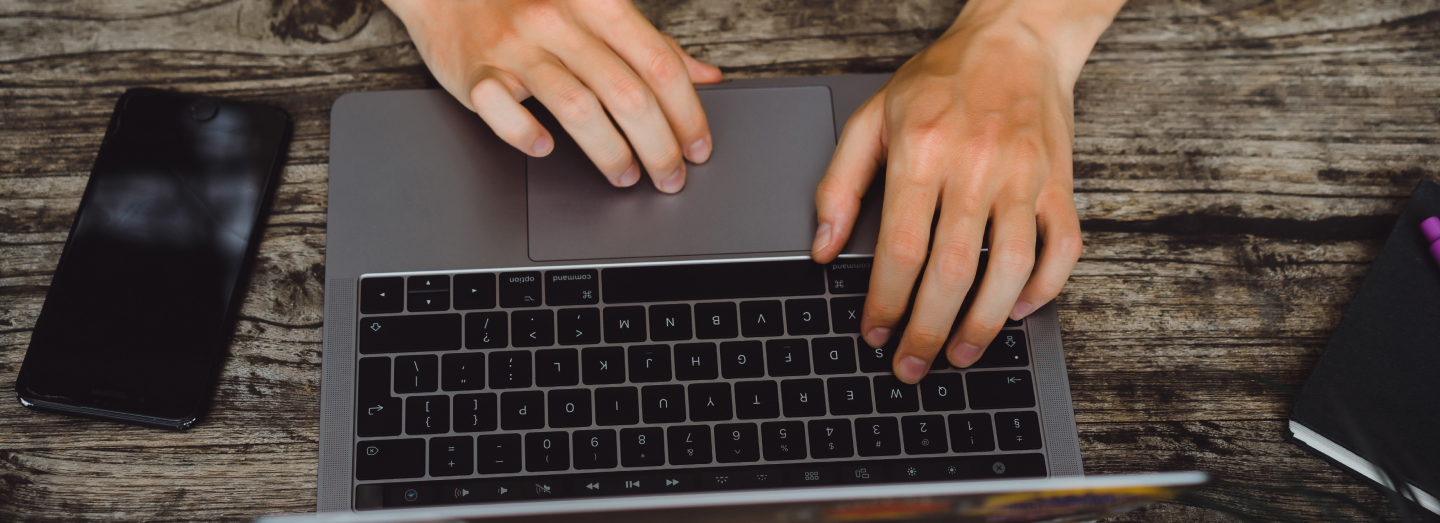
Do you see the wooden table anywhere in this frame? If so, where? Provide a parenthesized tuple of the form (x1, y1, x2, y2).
(3, 0, 1437, 520)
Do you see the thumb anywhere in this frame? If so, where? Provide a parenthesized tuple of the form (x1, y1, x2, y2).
(813, 96, 886, 262)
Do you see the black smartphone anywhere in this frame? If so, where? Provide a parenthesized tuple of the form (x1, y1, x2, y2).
(16, 88, 290, 429)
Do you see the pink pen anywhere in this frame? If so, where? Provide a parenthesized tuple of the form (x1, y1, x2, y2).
(1421, 216, 1440, 268)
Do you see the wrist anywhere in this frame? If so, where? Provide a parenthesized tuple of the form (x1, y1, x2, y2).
(947, 0, 1125, 91)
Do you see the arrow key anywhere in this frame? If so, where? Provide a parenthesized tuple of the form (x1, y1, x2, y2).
(360, 277, 404, 314)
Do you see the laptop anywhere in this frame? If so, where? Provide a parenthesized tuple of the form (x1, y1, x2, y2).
(275, 74, 1206, 522)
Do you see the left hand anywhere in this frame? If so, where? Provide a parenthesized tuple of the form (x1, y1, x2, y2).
(811, 0, 1122, 383)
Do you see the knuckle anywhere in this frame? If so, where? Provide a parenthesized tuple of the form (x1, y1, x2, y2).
(866, 300, 909, 323)
(518, 1, 568, 29)
(607, 77, 654, 115)
(884, 228, 931, 269)
(646, 49, 686, 85)
(930, 241, 979, 288)
(1054, 231, 1084, 260)
(992, 245, 1036, 276)
(904, 327, 949, 350)
(553, 85, 601, 123)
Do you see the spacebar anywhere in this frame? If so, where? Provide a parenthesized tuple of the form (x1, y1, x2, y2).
(601, 260, 826, 304)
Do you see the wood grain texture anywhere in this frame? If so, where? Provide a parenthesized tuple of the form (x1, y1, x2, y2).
(3, 0, 1438, 521)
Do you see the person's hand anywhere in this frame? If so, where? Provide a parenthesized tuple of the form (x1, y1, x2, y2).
(382, 0, 722, 193)
(811, 0, 1124, 383)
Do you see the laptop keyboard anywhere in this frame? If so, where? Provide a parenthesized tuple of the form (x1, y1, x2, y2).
(351, 258, 1047, 509)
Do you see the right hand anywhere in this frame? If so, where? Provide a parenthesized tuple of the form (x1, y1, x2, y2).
(383, 0, 722, 192)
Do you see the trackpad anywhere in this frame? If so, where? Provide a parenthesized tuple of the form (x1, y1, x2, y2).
(527, 85, 836, 261)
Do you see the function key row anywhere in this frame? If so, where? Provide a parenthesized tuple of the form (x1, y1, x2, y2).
(355, 413, 1043, 481)
(365, 453, 1045, 509)
(358, 259, 872, 314)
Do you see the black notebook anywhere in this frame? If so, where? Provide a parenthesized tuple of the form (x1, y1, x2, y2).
(1288, 180, 1440, 516)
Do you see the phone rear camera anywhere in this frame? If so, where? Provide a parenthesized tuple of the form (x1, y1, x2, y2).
(191, 100, 219, 122)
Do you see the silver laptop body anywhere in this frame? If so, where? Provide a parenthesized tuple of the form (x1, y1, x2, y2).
(317, 74, 1087, 516)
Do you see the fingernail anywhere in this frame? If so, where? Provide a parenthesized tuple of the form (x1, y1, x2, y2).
(951, 343, 981, 367)
(811, 222, 832, 254)
(618, 164, 640, 187)
(1010, 301, 1034, 321)
(660, 168, 685, 193)
(897, 356, 928, 384)
(687, 137, 712, 163)
(864, 327, 891, 348)
(531, 136, 552, 156)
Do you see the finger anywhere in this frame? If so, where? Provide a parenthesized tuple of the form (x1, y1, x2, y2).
(1011, 185, 1082, 321)
(813, 97, 885, 263)
(555, 31, 688, 193)
(891, 191, 988, 383)
(468, 70, 554, 157)
(520, 55, 641, 187)
(592, 20, 713, 166)
(860, 135, 941, 359)
(946, 203, 1038, 368)
(663, 34, 722, 84)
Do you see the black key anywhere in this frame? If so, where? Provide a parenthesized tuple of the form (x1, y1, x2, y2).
(873, 375, 920, 413)
(534, 348, 579, 387)
(739, 300, 784, 337)
(854, 417, 902, 457)
(920, 373, 966, 411)
(966, 370, 1036, 409)
(687, 382, 733, 421)
(648, 304, 693, 342)
(829, 296, 864, 334)
(355, 439, 424, 480)
(619, 427, 664, 467)
(807, 419, 855, 459)
(601, 260, 825, 304)
(971, 331, 1029, 368)
(948, 413, 995, 452)
(901, 415, 948, 454)
(714, 423, 761, 463)
(360, 277, 403, 314)
(405, 395, 449, 435)
(394, 354, 438, 394)
(595, 386, 639, 426)
(667, 425, 713, 465)
(476, 433, 523, 474)
(857, 336, 895, 373)
(406, 275, 450, 312)
(487, 350, 532, 389)
(694, 302, 738, 339)
(359, 314, 461, 354)
(556, 307, 601, 346)
(546, 269, 599, 306)
(453, 273, 496, 310)
(811, 337, 857, 375)
(548, 388, 593, 428)
(673, 342, 718, 381)
(719, 340, 765, 378)
(525, 432, 570, 472)
(582, 346, 626, 385)
(826, 258, 871, 295)
(499, 271, 542, 307)
(500, 390, 544, 430)
(765, 339, 811, 376)
(784, 298, 829, 335)
(465, 311, 508, 349)
(827, 376, 873, 415)
(930, 353, 952, 371)
(442, 352, 485, 391)
(429, 436, 474, 476)
(995, 411, 1043, 450)
(790, 464, 836, 485)
(357, 357, 400, 437)
(641, 385, 685, 423)
(511, 309, 554, 347)
(453, 393, 497, 432)
(760, 421, 806, 461)
(603, 306, 647, 343)
(627, 345, 672, 383)
(734, 380, 779, 419)
(780, 378, 826, 417)
(837, 463, 886, 484)
(1006, 316, 1023, 327)
(573, 429, 617, 469)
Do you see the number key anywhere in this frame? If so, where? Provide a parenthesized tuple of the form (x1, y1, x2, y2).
(620, 427, 663, 467)
(714, 423, 760, 463)
(573, 429, 618, 469)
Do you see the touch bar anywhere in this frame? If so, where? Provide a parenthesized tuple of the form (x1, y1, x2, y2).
(601, 260, 826, 304)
